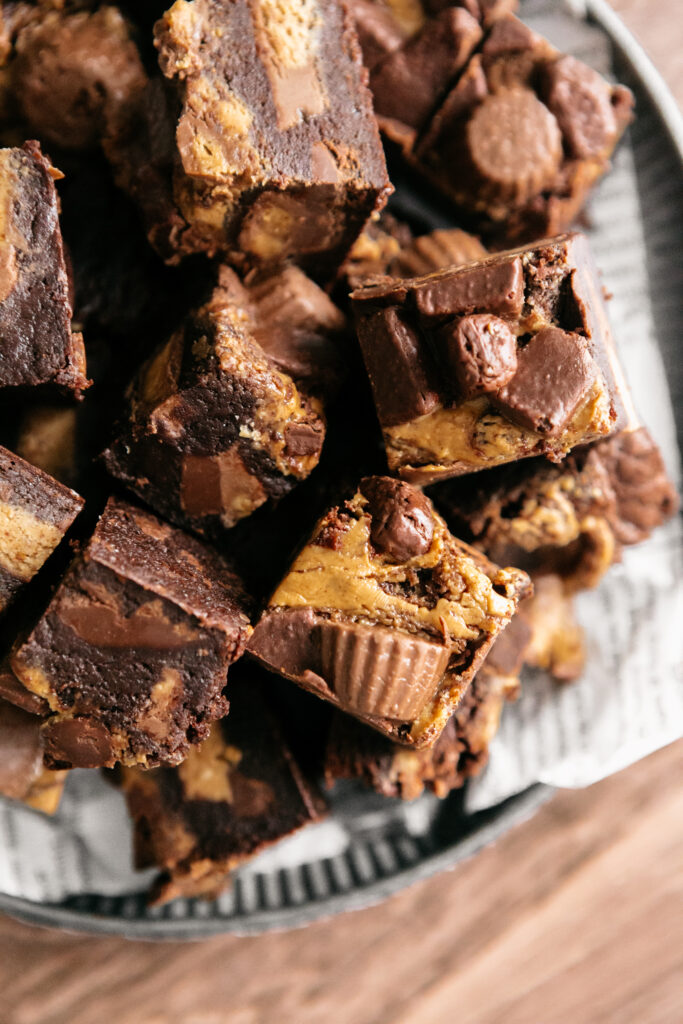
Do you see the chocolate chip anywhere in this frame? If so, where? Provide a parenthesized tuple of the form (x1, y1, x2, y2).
(43, 716, 116, 769)
(355, 307, 440, 427)
(466, 88, 563, 203)
(414, 257, 524, 320)
(492, 326, 597, 437)
(542, 55, 618, 160)
(439, 314, 518, 398)
(361, 476, 434, 561)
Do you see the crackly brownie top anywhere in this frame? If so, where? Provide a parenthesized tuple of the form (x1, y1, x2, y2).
(352, 232, 622, 438)
(154, 0, 389, 189)
(0, 141, 88, 393)
(266, 475, 527, 645)
(87, 497, 251, 634)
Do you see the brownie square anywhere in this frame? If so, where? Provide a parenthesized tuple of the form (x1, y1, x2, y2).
(352, 233, 628, 485)
(413, 15, 633, 245)
(0, 444, 83, 616)
(107, 0, 391, 275)
(0, 697, 67, 814)
(10, 497, 251, 770)
(0, 142, 88, 394)
(120, 674, 326, 905)
(248, 476, 530, 748)
(103, 265, 338, 534)
(431, 426, 678, 591)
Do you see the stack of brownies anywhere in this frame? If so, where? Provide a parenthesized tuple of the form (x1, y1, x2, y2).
(0, 0, 677, 903)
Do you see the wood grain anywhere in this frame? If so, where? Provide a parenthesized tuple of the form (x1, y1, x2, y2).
(1, 4, 681, 1023)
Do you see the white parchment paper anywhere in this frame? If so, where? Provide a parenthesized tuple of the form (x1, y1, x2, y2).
(0, 7, 681, 903)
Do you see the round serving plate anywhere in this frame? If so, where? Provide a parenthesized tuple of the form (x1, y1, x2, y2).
(1, 0, 681, 939)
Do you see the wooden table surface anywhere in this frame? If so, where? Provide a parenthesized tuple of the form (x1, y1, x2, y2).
(2, 4, 682, 1023)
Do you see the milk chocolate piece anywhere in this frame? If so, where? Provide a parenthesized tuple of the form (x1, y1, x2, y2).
(431, 425, 677, 594)
(120, 676, 326, 905)
(345, 0, 408, 71)
(0, 663, 49, 716)
(361, 476, 434, 560)
(0, 444, 84, 616)
(0, 698, 67, 813)
(493, 326, 597, 436)
(413, 14, 634, 246)
(370, 7, 482, 142)
(103, 269, 331, 534)
(12, 6, 147, 150)
(324, 612, 530, 799)
(107, 0, 390, 276)
(248, 477, 530, 747)
(352, 234, 624, 484)
(10, 497, 251, 769)
(439, 314, 517, 397)
(0, 142, 88, 394)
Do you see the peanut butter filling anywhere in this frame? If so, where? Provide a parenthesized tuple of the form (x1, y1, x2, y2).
(0, 501, 64, 581)
(384, 380, 612, 476)
(178, 723, 242, 802)
(269, 495, 519, 642)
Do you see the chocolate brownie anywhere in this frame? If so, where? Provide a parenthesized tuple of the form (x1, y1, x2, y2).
(10, 497, 251, 770)
(0, 444, 83, 616)
(107, 0, 391, 275)
(120, 675, 326, 904)
(0, 697, 67, 813)
(413, 15, 634, 245)
(103, 265, 337, 534)
(0, 660, 49, 715)
(324, 608, 530, 798)
(431, 426, 678, 592)
(0, 141, 88, 394)
(352, 233, 628, 485)
(248, 476, 530, 748)
(11, 5, 147, 150)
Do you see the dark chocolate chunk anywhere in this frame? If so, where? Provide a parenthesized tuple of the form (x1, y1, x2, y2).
(355, 307, 440, 427)
(414, 257, 524, 320)
(439, 313, 518, 398)
(493, 326, 597, 436)
(361, 477, 434, 561)
(43, 717, 115, 771)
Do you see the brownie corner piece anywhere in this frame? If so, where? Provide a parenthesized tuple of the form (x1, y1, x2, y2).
(113, 0, 391, 274)
(412, 13, 633, 245)
(103, 268, 331, 534)
(120, 676, 326, 905)
(0, 444, 84, 617)
(248, 475, 530, 748)
(352, 232, 627, 485)
(10, 497, 252, 770)
(0, 141, 89, 395)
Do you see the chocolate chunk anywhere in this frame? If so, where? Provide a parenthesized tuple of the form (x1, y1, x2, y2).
(346, 0, 407, 71)
(542, 55, 621, 160)
(13, 6, 147, 151)
(439, 314, 518, 398)
(370, 7, 482, 133)
(43, 716, 115, 771)
(414, 257, 524, 320)
(355, 307, 440, 427)
(493, 327, 597, 436)
(466, 88, 563, 203)
(0, 665, 49, 716)
(247, 607, 323, 681)
(0, 700, 44, 799)
(361, 477, 434, 561)
(284, 423, 325, 459)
